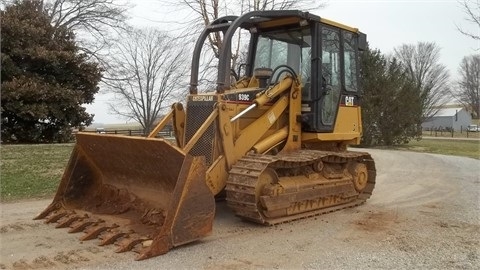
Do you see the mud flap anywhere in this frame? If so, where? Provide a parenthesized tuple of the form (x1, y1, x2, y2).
(35, 133, 215, 260)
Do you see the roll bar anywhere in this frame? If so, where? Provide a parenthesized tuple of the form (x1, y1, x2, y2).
(189, 16, 238, 94)
(188, 10, 315, 94)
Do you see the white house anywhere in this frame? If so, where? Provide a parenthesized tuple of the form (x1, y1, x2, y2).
(421, 107, 472, 131)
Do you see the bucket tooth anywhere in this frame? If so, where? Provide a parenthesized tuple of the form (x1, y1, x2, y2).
(69, 220, 95, 233)
(45, 211, 68, 224)
(115, 236, 146, 253)
(34, 202, 61, 220)
(99, 231, 127, 246)
(79, 223, 114, 241)
(132, 241, 150, 254)
(56, 215, 83, 228)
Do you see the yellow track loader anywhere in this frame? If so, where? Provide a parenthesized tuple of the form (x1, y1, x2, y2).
(36, 10, 376, 260)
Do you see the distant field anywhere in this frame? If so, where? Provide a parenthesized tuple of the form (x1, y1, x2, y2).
(83, 123, 143, 131)
(394, 138, 480, 159)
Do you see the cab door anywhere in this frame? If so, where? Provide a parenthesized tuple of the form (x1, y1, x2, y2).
(301, 22, 364, 133)
(319, 26, 342, 130)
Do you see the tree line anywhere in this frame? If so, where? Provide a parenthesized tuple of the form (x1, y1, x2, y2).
(1, 0, 479, 146)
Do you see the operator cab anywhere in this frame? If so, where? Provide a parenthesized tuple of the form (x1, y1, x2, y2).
(245, 15, 366, 132)
(189, 11, 366, 133)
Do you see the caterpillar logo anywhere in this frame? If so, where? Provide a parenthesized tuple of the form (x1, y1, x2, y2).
(191, 95, 215, 101)
(341, 95, 359, 107)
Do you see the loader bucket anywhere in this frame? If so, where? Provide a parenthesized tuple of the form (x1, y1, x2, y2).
(35, 133, 215, 260)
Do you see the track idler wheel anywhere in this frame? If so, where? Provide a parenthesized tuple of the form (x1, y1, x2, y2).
(255, 168, 279, 202)
(349, 162, 368, 192)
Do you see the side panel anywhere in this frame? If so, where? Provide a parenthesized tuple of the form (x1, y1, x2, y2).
(302, 104, 361, 144)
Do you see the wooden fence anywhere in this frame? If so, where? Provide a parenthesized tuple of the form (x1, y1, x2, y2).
(80, 128, 174, 138)
(422, 128, 480, 139)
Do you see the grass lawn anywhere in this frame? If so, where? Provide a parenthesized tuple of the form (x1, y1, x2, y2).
(0, 143, 73, 201)
(393, 138, 480, 160)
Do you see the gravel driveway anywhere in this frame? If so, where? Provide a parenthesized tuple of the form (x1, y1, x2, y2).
(1, 149, 479, 269)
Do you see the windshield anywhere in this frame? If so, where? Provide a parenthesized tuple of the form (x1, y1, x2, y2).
(253, 27, 311, 81)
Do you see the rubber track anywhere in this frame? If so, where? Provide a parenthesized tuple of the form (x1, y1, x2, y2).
(225, 150, 376, 225)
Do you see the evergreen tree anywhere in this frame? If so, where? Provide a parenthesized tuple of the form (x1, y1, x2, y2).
(1, 0, 102, 143)
(360, 47, 422, 146)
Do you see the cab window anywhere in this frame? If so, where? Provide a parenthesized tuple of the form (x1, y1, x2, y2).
(254, 27, 311, 83)
(343, 31, 358, 92)
(321, 27, 341, 125)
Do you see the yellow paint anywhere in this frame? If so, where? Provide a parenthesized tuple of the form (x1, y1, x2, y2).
(302, 106, 362, 145)
(320, 18, 359, 33)
(258, 17, 301, 29)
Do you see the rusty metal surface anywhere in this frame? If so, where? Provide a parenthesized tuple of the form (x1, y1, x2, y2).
(225, 150, 376, 225)
(35, 133, 215, 260)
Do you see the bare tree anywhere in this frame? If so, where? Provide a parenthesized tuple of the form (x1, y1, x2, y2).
(455, 54, 480, 118)
(457, 0, 480, 41)
(164, 0, 326, 90)
(174, 0, 324, 57)
(1, 0, 131, 68)
(45, 0, 128, 34)
(104, 28, 189, 132)
(394, 42, 450, 119)
(42, 0, 131, 64)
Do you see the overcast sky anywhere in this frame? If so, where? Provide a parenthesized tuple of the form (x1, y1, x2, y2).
(85, 0, 480, 124)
